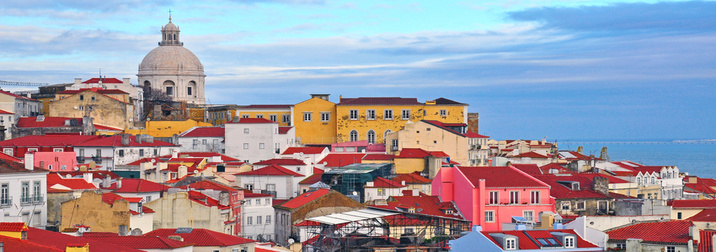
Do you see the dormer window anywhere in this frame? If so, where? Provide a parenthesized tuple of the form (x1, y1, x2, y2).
(505, 238, 517, 250)
(564, 236, 575, 248)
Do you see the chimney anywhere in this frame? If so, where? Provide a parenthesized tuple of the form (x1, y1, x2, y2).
(116, 178, 122, 188)
(74, 78, 82, 85)
(178, 165, 188, 179)
(366, 181, 374, 187)
(171, 149, 178, 159)
(592, 176, 609, 196)
(121, 134, 130, 146)
(136, 134, 142, 144)
(168, 235, 184, 242)
(36, 115, 45, 122)
(83, 173, 93, 184)
(467, 112, 479, 134)
(123, 78, 130, 85)
(102, 175, 111, 188)
(24, 152, 34, 170)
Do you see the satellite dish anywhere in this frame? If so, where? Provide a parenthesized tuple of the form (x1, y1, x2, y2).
(74, 167, 79, 171)
(288, 238, 295, 244)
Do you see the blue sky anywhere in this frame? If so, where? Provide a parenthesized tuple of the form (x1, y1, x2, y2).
(1, 0, 715, 141)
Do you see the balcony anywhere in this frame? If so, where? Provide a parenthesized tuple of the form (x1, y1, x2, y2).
(21, 194, 43, 205)
(391, 146, 399, 151)
(92, 156, 102, 164)
(76, 156, 85, 163)
(0, 197, 12, 208)
(260, 190, 277, 197)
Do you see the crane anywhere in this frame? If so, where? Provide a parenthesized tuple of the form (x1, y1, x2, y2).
(0, 80, 49, 87)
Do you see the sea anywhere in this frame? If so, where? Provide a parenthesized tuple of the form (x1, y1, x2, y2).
(555, 139, 716, 179)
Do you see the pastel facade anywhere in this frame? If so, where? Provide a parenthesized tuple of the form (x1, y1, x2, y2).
(67, 77, 144, 122)
(60, 191, 153, 234)
(176, 126, 225, 153)
(0, 90, 41, 118)
(234, 164, 304, 199)
(224, 118, 295, 163)
(144, 190, 232, 234)
(50, 89, 133, 129)
(293, 95, 337, 145)
(124, 119, 213, 140)
(432, 166, 554, 231)
(31, 151, 77, 172)
(0, 161, 48, 228)
(242, 192, 275, 241)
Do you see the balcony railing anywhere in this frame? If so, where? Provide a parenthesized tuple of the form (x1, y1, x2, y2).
(261, 190, 277, 197)
(21, 196, 32, 205)
(0, 197, 12, 207)
(21, 194, 43, 205)
(92, 156, 102, 164)
(391, 146, 399, 151)
(77, 156, 85, 163)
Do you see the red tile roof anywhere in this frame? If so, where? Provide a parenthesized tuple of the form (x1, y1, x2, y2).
(179, 126, 224, 137)
(84, 235, 192, 249)
(253, 158, 306, 166)
(392, 172, 431, 184)
(559, 151, 598, 161)
(0, 222, 28, 232)
(58, 170, 121, 179)
(299, 168, 325, 185)
(366, 177, 405, 188)
(0, 109, 11, 114)
(158, 152, 240, 162)
(0, 235, 64, 251)
(606, 220, 693, 244)
(687, 208, 716, 222)
(93, 124, 123, 131)
(47, 173, 98, 191)
(483, 229, 598, 249)
(81, 78, 124, 84)
(0, 90, 37, 101)
(421, 120, 487, 139)
(101, 192, 143, 205)
(456, 166, 549, 188)
(75, 135, 176, 147)
(514, 151, 550, 158)
(282, 147, 327, 155)
(633, 166, 667, 176)
(104, 178, 171, 193)
(235, 164, 303, 177)
(0, 135, 100, 147)
(0, 152, 21, 162)
(338, 97, 422, 106)
(464, 131, 489, 138)
(276, 189, 332, 209)
(16, 116, 83, 128)
(144, 228, 255, 246)
(278, 126, 292, 134)
(57, 88, 127, 94)
(362, 153, 394, 161)
(244, 191, 274, 198)
(26, 227, 143, 252)
(532, 174, 611, 199)
(669, 199, 716, 209)
(684, 183, 716, 195)
(227, 118, 276, 124)
(370, 194, 463, 220)
(318, 153, 365, 167)
(512, 164, 544, 175)
(187, 180, 238, 192)
(188, 190, 230, 210)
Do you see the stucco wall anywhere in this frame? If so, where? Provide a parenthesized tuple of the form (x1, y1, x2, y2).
(61, 191, 130, 233)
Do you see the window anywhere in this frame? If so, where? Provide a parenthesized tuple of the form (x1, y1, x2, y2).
(349, 130, 358, 142)
(269, 115, 277, 122)
(489, 191, 499, 205)
(677, 212, 682, 219)
(154, 149, 157, 156)
(202, 139, 207, 144)
(651, 176, 656, 185)
(2, 148, 12, 156)
(27, 148, 38, 152)
(146, 196, 152, 202)
(509, 191, 519, 204)
(53, 148, 63, 152)
(243, 128, 249, 134)
(401, 109, 411, 120)
(367, 130, 376, 144)
(1, 184, 8, 206)
(383, 109, 393, 120)
(440, 109, 447, 116)
(505, 238, 516, 250)
(242, 114, 250, 118)
(666, 246, 675, 252)
(576, 201, 586, 210)
(21, 182, 29, 204)
(259, 143, 265, 149)
(96, 149, 101, 157)
(257, 216, 262, 224)
(166, 86, 173, 96)
(564, 237, 575, 248)
(616, 243, 626, 250)
(530, 191, 540, 204)
(321, 112, 330, 122)
(266, 215, 271, 224)
(118, 150, 124, 157)
(523, 210, 534, 221)
(485, 210, 494, 222)
(349, 110, 358, 120)
(561, 201, 571, 210)
(303, 112, 312, 122)
(378, 188, 385, 196)
(243, 143, 249, 149)
(139, 149, 144, 156)
(245, 184, 254, 191)
(636, 177, 641, 185)
(79, 95, 84, 100)
(265, 198, 270, 204)
(256, 114, 264, 119)
(246, 216, 252, 225)
(366, 109, 376, 120)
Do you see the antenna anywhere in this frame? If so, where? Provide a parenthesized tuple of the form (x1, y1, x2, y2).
(168, 9, 173, 22)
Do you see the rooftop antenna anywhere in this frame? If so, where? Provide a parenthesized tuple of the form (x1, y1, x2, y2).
(168, 9, 172, 22)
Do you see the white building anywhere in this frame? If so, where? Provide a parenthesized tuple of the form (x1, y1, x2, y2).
(280, 147, 330, 166)
(0, 159, 48, 228)
(0, 109, 13, 140)
(234, 164, 304, 199)
(363, 177, 407, 203)
(253, 158, 313, 178)
(177, 126, 224, 153)
(225, 118, 295, 163)
(0, 90, 40, 121)
(242, 191, 276, 242)
(73, 134, 179, 171)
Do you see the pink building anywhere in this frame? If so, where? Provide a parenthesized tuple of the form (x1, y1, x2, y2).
(31, 151, 78, 172)
(432, 166, 554, 231)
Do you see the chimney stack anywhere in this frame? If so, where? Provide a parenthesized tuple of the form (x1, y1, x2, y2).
(24, 152, 34, 171)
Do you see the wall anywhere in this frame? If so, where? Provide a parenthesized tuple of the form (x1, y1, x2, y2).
(582, 215, 668, 232)
(49, 90, 132, 129)
(225, 121, 279, 163)
(144, 191, 228, 234)
(242, 195, 275, 241)
(335, 104, 423, 144)
(394, 158, 426, 175)
(235, 175, 297, 200)
(129, 211, 154, 234)
(60, 191, 129, 233)
(47, 192, 76, 230)
(293, 97, 337, 145)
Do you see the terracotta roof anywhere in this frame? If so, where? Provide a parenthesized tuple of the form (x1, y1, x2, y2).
(0, 135, 99, 147)
(393, 172, 431, 184)
(275, 188, 332, 209)
(0, 152, 21, 162)
(278, 126, 292, 134)
(57, 88, 127, 94)
(16, 116, 83, 128)
(366, 177, 405, 188)
(0, 235, 64, 251)
(512, 164, 544, 175)
(0, 222, 28, 232)
(483, 229, 598, 249)
(669, 199, 716, 209)
(244, 191, 274, 198)
(0, 90, 37, 101)
(58, 170, 121, 179)
(84, 235, 191, 249)
(687, 208, 716, 222)
(188, 191, 230, 210)
(47, 173, 98, 191)
(0, 159, 46, 174)
(253, 158, 305, 166)
(0, 109, 11, 114)
(102, 192, 142, 205)
(26, 227, 143, 251)
(369, 194, 463, 219)
(684, 183, 716, 195)
(282, 147, 327, 155)
(187, 180, 238, 192)
(338, 97, 422, 106)
(514, 151, 550, 158)
(456, 166, 549, 188)
(395, 148, 441, 158)
(235, 164, 303, 177)
(464, 131, 489, 138)
(227, 118, 276, 124)
(159, 152, 240, 162)
(81, 78, 124, 84)
(74, 135, 176, 147)
(179, 126, 224, 137)
(559, 151, 598, 161)
(607, 220, 693, 244)
(318, 153, 365, 167)
(430, 97, 467, 105)
(362, 153, 395, 161)
(532, 174, 611, 199)
(299, 168, 324, 185)
(104, 178, 172, 193)
(144, 228, 255, 247)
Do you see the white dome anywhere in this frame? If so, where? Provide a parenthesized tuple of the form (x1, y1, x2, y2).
(138, 46, 204, 76)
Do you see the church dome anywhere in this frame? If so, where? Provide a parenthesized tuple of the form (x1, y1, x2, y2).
(138, 46, 204, 75)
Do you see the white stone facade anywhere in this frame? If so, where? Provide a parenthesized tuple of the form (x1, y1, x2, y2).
(242, 194, 275, 241)
(224, 120, 295, 163)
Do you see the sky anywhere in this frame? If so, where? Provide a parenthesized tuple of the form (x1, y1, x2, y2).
(1, 0, 715, 141)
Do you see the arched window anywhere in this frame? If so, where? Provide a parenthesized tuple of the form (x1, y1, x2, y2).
(367, 130, 376, 144)
(383, 130, 392, 143)
(349, 130, 358, 142)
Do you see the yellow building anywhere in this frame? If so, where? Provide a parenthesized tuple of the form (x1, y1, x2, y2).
(294, 94, 337, 145)
(334, 97, 468, 144)
(49, 89, 133, 129)
(206, 104, 294, 126)
(205, 105, 239, 125)
(124, 119, 212, 138)
(60, 191, 131, 233)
